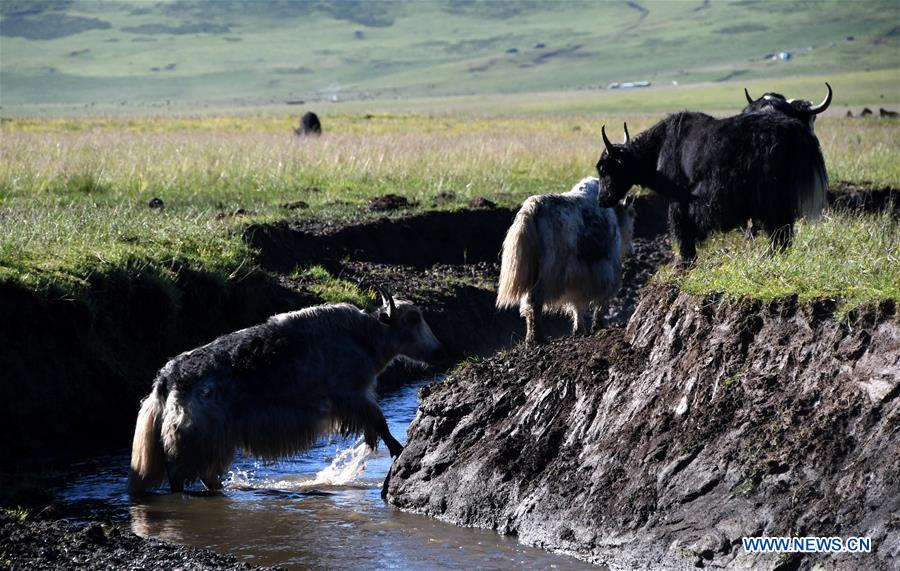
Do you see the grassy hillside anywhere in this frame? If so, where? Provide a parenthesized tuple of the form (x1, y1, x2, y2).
(2, 0, 898, 111)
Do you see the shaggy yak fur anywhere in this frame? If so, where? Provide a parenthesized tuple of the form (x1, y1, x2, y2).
(596, 112, 827, 262)
(294, 111, 322, 136)
(496, 177, 636, 345)
(128, 293, 441, 494)
(742, 82, 833, 132)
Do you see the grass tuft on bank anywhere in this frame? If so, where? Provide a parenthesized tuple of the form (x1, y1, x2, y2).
(657, 209, 900, 313)
(295, 265, 377, 309)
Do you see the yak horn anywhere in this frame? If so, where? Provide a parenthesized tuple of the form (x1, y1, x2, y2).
(623, 122, 630, 144)
(601, 125, 617, 155)
(364, 281, 396, 319)
(373, 282, 396, 318)
(744, 87, 755, 105)
(808, 82, 832, 115)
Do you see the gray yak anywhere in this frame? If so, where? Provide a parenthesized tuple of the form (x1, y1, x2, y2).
(496, 177, 636, 345)
(128, 287, 441, 494)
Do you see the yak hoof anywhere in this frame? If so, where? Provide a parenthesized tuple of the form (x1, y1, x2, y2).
(381, 472, 392, 500)
(201, 476, 223, 491)
(676, 257, 695, 271)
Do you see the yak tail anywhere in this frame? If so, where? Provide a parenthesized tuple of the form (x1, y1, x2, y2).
(127, 383, 167, 494)
(496, 199, 541, 309)
(796, 151, 828, 221)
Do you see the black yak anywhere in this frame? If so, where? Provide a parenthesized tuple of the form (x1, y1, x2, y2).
(497, 177, 636, 344)
(743, 82, 832, 132)
(128, 287, 441, 494)
(596, 113, 827, 262)
(294, 111, 322, 136)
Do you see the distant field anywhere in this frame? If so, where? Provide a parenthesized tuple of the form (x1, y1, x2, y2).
(6, 68, 898, 118)
(1, 108, 898, 303)
(1, 0, 898, 111)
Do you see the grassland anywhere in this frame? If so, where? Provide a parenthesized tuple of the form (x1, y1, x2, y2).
(657, 210, 899, 312)
(1, 97, 898, 310)
(2, 0, 898, 111)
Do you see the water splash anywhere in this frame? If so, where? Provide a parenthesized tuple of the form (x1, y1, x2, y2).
(301, 439, 372, 486)
(224, 467, 256, 489)
(222, 440, 374, 491)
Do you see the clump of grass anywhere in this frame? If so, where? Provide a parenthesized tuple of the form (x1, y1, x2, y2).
(657, 209, 900, 313)
(295, 265, 376, 309)
(4, 507, 32, 522)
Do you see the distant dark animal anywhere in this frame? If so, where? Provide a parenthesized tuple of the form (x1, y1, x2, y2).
(127, 288, 441, 494)
(596, 113, 827, 262)
(861, 107, 873, 117)
(846, 110, 854, 118)
(880, 108, 898, 117)
(743, 82, 832, 132)
(497, 177, 636, 344)
(295, 111, 322, 136)
(148, 197, 164, 209)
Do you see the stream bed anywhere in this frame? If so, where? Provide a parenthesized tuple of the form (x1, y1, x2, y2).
(57, 378, 592, 569)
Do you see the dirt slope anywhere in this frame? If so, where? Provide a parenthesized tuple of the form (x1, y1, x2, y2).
(387, 285, 900, 570)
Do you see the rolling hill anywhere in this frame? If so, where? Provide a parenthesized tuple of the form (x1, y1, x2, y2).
(1, 0, 898, 111)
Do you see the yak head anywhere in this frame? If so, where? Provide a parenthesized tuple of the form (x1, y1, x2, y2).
(596, 123, 638, 207)
(370, 284, 443, 364)
(742, 82, 832, 132)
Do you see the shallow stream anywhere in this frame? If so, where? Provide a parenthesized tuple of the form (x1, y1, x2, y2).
(58, 378, 590, 569)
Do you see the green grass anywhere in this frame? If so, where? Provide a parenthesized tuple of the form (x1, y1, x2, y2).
(295, 265, 376, 309)
(3, 506, 32, 522)
(1, 0, 897, 111)
(0, 201, 254, 295)
(657, 210, 900, 313)
(1, 110, 898, 305)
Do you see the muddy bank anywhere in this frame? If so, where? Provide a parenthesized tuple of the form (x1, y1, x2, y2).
(0, 511, 278, 570)
(2, 179, 885, 461)
(0, 271, 317, 459)
(387, 285, 900, 570)
(245, 194, 669, 272)
(0, 197, 671, 460)
(829, 181, 899, 214)
(337, 232, 671, 387)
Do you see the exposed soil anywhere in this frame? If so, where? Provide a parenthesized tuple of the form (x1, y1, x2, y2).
(387, 286, 900, 570)
(468, 196, 497, 209)
(245, 193, 668, 271)
(0, 271, 318, 459)
(829, 181, 899, 214)
(3, 184, 893, 569)
(367, 193, 414, 212)
(0, 511, 279, 570)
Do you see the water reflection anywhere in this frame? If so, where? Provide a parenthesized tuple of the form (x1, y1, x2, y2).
(60, 378, 594, 569)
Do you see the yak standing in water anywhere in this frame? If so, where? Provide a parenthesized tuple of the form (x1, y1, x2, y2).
(743, 82, 833, 133)
(128, 288, 441, 494)
(497, 177, 636, 345)
(596, 113, 827, 263)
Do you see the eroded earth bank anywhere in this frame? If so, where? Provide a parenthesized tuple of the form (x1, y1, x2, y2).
(2, 187, 896, 569)
(387, 285, 900, 570)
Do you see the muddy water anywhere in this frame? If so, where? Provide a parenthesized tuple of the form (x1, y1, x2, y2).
(59, 378, 592, 569)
